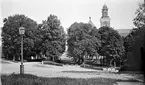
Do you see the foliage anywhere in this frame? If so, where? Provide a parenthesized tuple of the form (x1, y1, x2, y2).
(98, 26, 125, 65)
(2, 14, 38, 60)
(2, 14, 66, 61)
(133, 2, 145, 28)
(67, 22, 101, 64)
(124, 27, 145, 70)
(124, 1, 145, 70)
(37, 15, 66, 61)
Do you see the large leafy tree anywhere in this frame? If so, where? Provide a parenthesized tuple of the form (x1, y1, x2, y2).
(133, 2, 145, 28)
(124, 2, 145, 71)
(37, 15, 66, 61)
(67, 22, 101, 64)
(2, 14, 38, 60)
(98, 26, 125, 66)
(124, 27, 145, 70)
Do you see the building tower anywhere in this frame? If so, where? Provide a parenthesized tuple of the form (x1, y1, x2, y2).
(100, 4, 110, 27)
(88, 17, 95, 28)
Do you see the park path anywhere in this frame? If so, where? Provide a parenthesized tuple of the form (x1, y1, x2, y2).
(0, 60, 144, 82)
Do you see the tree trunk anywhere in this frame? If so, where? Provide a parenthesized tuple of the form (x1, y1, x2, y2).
(102, 58, 104, 66)
(13, 55, 15, 61)
(110, 58, 113, 67)
(83, 56, 85, 66)
(114, 61, 116, 67)
(19, 56, 20, 61)
(53, 56, 55, 62)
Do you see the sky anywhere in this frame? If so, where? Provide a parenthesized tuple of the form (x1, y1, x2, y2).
(0, 0, 144, 31)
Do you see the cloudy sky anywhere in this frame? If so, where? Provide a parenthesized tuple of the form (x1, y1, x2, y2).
(0, 0, 144, 31)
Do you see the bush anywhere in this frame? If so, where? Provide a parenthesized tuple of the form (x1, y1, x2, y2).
(27, 59, 44, 62)
(119, 62, 143, 71)
(42, 61, 63, 66)
(84, 59, 107, 66)
(80, 64, 105, 70)
(57, 59, 76, 65)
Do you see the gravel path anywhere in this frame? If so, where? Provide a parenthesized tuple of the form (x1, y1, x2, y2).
(0, 61, 144, 82)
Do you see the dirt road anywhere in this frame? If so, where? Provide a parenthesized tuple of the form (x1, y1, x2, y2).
(0, 60, 144, 82)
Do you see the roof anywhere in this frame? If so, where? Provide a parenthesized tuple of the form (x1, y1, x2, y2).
(103, 4, 108, 10)
(88, 17, 95, 28)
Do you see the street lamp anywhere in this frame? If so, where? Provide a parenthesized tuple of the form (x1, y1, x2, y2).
(19, 27, 25, 74)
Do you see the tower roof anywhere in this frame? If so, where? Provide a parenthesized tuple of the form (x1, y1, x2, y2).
(103, 4, 108, 10)
(88, 17, 95, 28)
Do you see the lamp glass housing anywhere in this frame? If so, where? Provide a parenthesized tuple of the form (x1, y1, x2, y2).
(19, 27, 25, 35)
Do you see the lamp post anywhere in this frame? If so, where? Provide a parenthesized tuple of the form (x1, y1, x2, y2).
(19, 27, 25, 74)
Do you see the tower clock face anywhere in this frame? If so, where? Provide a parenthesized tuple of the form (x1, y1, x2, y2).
(103, 10, 108, 16)
(104, 10, 107, 13)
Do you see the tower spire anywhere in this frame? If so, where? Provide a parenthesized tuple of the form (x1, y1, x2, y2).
(88, 16, 95, 28)
(100, 4, 110, 27)
(89, 17, 91, 20)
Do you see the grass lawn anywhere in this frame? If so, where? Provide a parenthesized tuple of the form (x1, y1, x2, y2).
(1, 74, 117, 85)
(1, 73, 144, 85)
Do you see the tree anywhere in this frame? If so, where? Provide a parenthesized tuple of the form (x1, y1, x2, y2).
(133, 2, 145, 28)
(124, 1, 145, 71)
(98, 26, 125, 66)
(2, 14, 38, 60)
(124, 27, 145, 70)
(37, 15, 66, 61)
(67, 22, 101, 64)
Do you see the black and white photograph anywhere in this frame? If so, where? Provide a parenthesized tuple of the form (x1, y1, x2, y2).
(0, 0, 145, 85)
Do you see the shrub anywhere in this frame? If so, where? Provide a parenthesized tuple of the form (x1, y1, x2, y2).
(42, 61, 63, 66)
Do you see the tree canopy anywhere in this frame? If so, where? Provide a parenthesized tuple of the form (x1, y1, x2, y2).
(2, 14, 38, 60)
(124, 2, 145, 70)
(37, 15, 66, 61)
(67, 22, 101, 64)
(98, 26, 125, 65)
(2, 14, 66, 61)
(133, 2, 145, 28)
